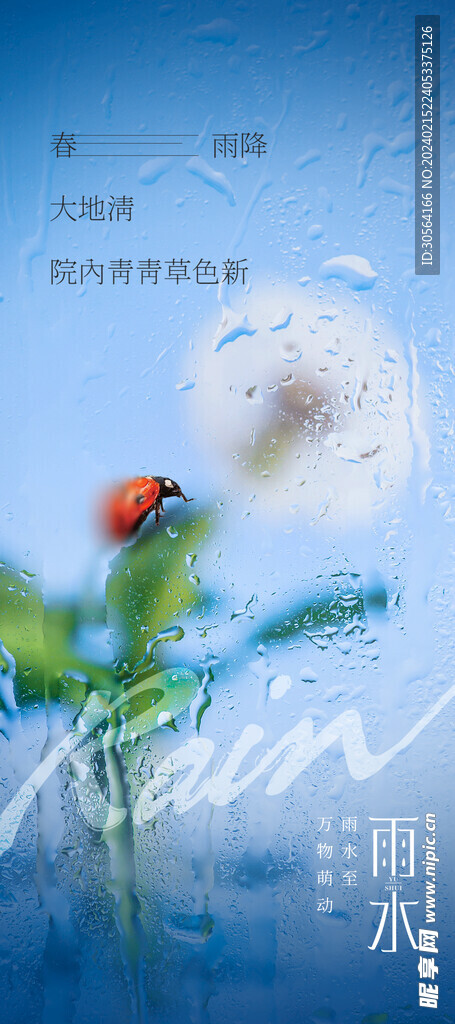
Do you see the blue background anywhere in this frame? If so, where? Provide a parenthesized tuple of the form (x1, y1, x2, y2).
(1, 1, 455, 1022)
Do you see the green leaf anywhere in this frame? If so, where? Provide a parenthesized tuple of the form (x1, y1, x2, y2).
(0, 563, 44, 702)
(105, 509, 212, 673)
(257, 584, 365, 645)
(121, 666, 200, 751)
(44, 605, 118, 699)
(0, 563, 117, 705)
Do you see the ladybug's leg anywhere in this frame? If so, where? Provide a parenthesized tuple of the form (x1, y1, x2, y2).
(155, 504, 161, 525)
(179, 492, 193, 503)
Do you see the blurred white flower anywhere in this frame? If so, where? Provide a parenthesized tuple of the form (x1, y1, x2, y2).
(192, 283, 414, 527)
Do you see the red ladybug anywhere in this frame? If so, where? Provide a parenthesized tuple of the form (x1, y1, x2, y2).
(100, 475, 193, 541)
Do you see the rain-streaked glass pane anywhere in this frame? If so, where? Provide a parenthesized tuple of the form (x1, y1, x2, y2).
(1, 3, 454, 1022)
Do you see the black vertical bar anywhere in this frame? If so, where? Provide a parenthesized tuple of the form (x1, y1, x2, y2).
(415, 15, 440, 275)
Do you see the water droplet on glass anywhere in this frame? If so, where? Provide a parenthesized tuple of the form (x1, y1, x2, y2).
(269, 674, 292, 699)
(307, 224, 324, 240)
(269, 308, 293, 332)
(300, 667, 318, 682)
(157, 710, 174, 727)
(231, 594, 257, 620)
(164, 912, 215, 944)
(245, 385, 264, 404)
(280, 341, 302, 363)
(320, 254, 378, 291)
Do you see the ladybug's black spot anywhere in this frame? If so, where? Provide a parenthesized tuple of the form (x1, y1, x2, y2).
(135, 494, 146, 505)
